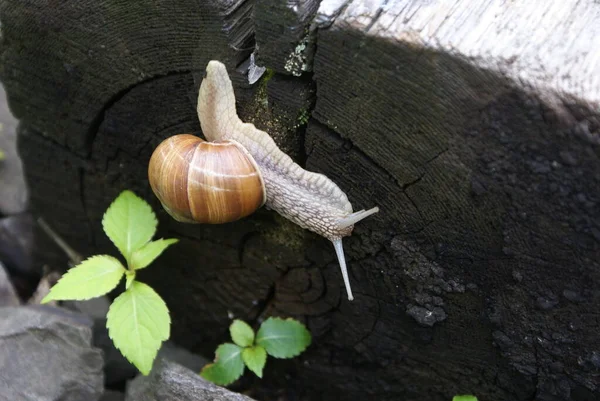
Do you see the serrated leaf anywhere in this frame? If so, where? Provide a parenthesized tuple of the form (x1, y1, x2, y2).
(230, 320, 254, 347)
(107, 281, 170, 375)
(102, 190, 157, 264)
(453, 396, 478, 401)
(242, 345, 267, 378)
(41, 255, 125, 303)
(131, 238, 178, 270)
(200, 343, 244, 385)
(256, 317, 311, 358)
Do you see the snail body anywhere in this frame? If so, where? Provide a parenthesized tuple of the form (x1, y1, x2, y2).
(148, 60, 379, 301)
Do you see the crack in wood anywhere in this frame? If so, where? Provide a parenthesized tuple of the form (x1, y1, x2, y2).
(85, 71, 192, 157)
(250, 283, 276, 329)
(237, 230, 259, 266)
(77, 167, 95, 246)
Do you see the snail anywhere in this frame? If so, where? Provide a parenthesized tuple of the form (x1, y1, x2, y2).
(148, 60, 379, 301)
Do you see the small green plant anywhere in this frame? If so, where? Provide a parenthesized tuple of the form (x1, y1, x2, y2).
(294, 108, 310, 129)
(42, 190, 178, 375)
(453, 395, 478, 401)
(201, 317, 311, 385)
(0, 148, 5, 161)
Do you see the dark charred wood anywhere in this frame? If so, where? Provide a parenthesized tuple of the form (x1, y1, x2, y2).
(1, 1, 599, 400)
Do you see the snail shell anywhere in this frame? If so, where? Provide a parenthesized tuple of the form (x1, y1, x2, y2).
(148, 134, 266, 224)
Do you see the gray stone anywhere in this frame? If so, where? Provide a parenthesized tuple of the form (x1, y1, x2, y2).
(0, 306, 104, 401)
(64, 297, 137, 386)
(94, 318, 139, 386)
(0, 215, 37, 297)
(64, 296, 111, 321)
(124, 359, 255, 401)
(100, 390, 125, 401)
(156, 341, 210, 373)
(0, 261, 20, 306)
(0, 213, 68, 300)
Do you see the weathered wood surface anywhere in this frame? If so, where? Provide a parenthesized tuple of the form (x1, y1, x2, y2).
(0, 84, 27, 216)
(254, 0, 320, 75)
(1, 0, 599, 400)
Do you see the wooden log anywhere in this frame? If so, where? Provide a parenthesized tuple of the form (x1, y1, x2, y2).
(254, 0, 320, 75)
(303, 1, 600, 400)
(0, 84, 27, 215)
(1, 0, 599, 400)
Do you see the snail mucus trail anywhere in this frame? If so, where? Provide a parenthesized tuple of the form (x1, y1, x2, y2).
(148, 60, 379, 301)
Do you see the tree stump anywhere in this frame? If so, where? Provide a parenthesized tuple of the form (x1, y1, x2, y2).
(1, 1, 599, 400)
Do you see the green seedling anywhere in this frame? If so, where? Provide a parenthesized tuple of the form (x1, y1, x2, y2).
(201, 317, 312, 385)
(453, 395, 478, 401)
(42, 190, 178, 375)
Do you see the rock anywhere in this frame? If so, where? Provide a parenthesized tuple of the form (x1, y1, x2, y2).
(62, 297, 136, 386)
(125, 359, 255, 401)
(0, 214, 37, 298)
(156, 341, 210, 373)
(65, 296, 111, 320)
(26, 269, 61, 305)
(0, 213, 68, 299)
(0, 261, 20, 306)
(0, 305, 104, 401)
(100, 390, 125, 401)
(94, 318, 139, 386)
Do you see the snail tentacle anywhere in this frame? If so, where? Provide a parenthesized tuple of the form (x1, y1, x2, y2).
(332, 238, 353, 301)
(337, 207, 380, 230)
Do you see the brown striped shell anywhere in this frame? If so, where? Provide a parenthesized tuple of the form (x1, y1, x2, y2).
(148, 134, 266, 224)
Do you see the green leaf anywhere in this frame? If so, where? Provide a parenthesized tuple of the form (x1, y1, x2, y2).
(0, 148, 5, 161)
(107, 281, 170, 375)
(256, 317, 311, 358)
(453, 396, 478, 401)
(200, 343, 244, 385)
(242, 345, 267, 378)
(130, 238, 178, 270)
(41, 255, 125, 303)
(102, 190, 157, 263)
(230, 320, 254, 347)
